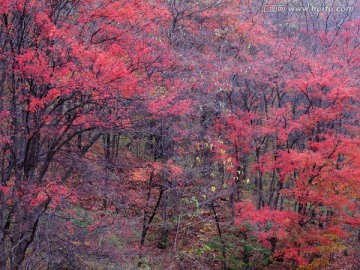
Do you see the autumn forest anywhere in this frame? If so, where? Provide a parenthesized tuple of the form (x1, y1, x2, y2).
(0, 0, 359, 269)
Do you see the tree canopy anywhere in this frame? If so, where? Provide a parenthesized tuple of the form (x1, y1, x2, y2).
(0, 0, 359, 269)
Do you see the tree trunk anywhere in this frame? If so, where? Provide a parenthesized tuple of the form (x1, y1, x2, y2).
(158, 171, 169, 249)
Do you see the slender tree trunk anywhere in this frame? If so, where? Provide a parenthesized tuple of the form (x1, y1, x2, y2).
(158, 170, 169, 248)
(257, 172, 264, 210)
(273, 179, 283, 210)
(0, 233, 6, 270)
(211, 203, 226, 270)
(140, 171, 164, 246)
